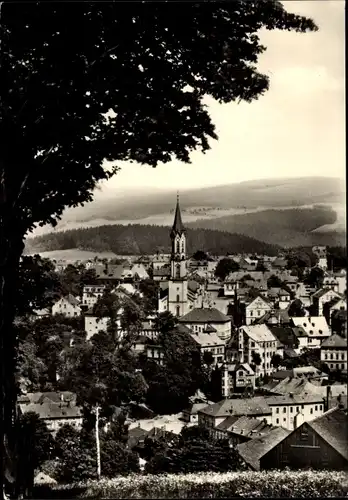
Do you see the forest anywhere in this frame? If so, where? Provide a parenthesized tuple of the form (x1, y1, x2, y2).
(26, 224, 281, 257)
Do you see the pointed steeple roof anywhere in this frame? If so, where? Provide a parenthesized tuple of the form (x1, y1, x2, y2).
(171, 194, 185, 237)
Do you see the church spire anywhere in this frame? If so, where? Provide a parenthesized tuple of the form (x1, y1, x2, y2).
(171, 193, 185, 238)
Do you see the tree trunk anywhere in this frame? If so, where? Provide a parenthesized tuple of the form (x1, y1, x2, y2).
(0, 229, 25, 499)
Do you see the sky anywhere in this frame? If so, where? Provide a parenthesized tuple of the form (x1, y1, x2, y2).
(99, 0, 345, 196)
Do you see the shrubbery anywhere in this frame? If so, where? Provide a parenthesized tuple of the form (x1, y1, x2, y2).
(37, 470, 348, 499)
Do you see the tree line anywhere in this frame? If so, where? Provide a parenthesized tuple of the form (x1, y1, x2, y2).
(26, 224, 281, 256)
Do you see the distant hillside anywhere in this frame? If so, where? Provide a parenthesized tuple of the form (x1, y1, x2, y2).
(188, 207, 345, 248)
(25, 225, 281, 257)
(31, 176, 345, 236)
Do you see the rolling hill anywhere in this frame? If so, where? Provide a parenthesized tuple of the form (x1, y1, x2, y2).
(188, 206, 346, 248)
(25, 224, 281, 257)
(31, 176, 345, 237)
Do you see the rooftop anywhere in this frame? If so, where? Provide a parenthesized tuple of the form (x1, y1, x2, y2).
(321, 334, 347, 348)
(198, 397, 271, 418)
(308, 408, 348, 461)
(179, 307, 231, 324)
(237, 427, 291, 470)
(241, 324, 276, 343)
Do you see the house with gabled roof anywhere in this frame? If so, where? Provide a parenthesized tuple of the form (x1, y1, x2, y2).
(245, 295, 272, 326)
(221, 362, 256, 397)
(198, 397, 273, 429)
(320, 334, 347, 372)
(238, 324, 278, 377)
(52, 294, 81, 317)
(311, 288, 342, 316)
(179, 307, 232, 341)
(291, 316, 331, 349)
(213, 415, 277, 446)
(237, 426, 291, 471)
(189, 328, 226, 364)
(261, 408, 348, 470)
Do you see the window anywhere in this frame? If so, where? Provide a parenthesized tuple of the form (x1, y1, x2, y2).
(176, 295, 180, 302)
(283, 418, 286, 422)
(276, 418, 279, 424)
(283, 407, 286, 413)
(331, 364, 334, 369)
(251, 341, 255, 348)
(290, 407, 293, 413)
(176, 306, 180, 317)
(330, 354, 334, 360)
(325, 354, 328, 360)
(310, 408, 313, 414)
(342, 364, 345, 370)
(315, 406, 318, 411)
(257, 310, 261, 316)
(175, 264, 180, 278)
(296, 407, 299, 412)
(319, 330, 323, 334)
(276, 408, 279, 414)
(342, 354, 345, 360)
(319, 405, 323, 411)
(250, 311, 253, 316)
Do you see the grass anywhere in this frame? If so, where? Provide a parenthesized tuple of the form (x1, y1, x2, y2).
(33, 470, 348, 499)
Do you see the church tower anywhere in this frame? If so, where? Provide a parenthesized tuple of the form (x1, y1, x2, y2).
(168, 195, 189, 317)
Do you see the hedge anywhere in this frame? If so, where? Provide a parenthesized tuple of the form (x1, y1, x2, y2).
(34, 470, 348, 498)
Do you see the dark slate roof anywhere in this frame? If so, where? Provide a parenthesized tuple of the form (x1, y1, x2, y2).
(188, 280, 200, 293)
(179, 307, 230, 324)
(19, 402, 82, 420)
(171, 196, 185, 236)
(217, 415, 275, 438)
(268, 326, 299, 348)
(308, 408, 348, 460)
(237, 427, 291, 470)
(198, 397, 271, 418)
(321, 334, 347, 348)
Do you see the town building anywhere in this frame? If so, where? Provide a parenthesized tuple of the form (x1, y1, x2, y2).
(237, 324, 278, 376)
(198, 397, 273, 429)
(311, 288, 342, 316)
(221, 362, 256, 397)
(320, 334, 347, 372)
(82, 285, 106, 309)
(265, 393, 326, 430)
(189, 328, 226, 364)
(18, 392, 82, 436)
(84, 315, 111, 340)
(291, 316, 331, 349)
(52, 294, 81, 317)
(213, 415, 277, 446)
(237, 427, 291, 471)
(179, 307, 232, 341)
(245, 295, 272, 326)
(261, 408, 348, 470)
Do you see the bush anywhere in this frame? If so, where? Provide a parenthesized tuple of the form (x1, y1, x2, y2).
(42, 470, 348, 498)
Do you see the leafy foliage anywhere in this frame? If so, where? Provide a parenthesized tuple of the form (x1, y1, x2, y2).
(215, 258, 240, 281)
(16, 255, 62, 316)
(16, 412, 55, 494)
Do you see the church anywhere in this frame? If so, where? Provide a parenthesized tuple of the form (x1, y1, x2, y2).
(157, 196, 203, 316)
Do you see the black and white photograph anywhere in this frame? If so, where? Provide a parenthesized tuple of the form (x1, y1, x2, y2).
(0, 1, 346, 498)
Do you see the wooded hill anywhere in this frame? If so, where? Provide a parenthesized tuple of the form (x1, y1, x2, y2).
(26, 224, 281, 256)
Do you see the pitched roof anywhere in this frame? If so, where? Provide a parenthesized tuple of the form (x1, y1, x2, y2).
(171, 196, 185, 235)
(153, 267, 171, 277)
(179, 307, 230, 324)
(190, 331, 225, 348)
(307, 408, 348, 460)
(268, 326, 299, 348)
(237, 427, 291, 470)
(198, 397, 271, 418)
(19, 402, 82, 420)
(217, 415, 275, 438)
(321, 334, 347, 348)
(65, 294, 80, 307)
(18, 391, 76, 404)
(241, 324, 277, 343)
(188, 280, 200, 293)
(291, 316, 330, 337)
(265, 393, 324, 406)
(312, 288, 341, 300)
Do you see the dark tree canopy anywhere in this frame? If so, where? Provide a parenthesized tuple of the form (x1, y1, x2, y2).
(215, 258, 240, 281)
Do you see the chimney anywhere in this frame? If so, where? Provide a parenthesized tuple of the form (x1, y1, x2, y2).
(326, 385, 332, 411)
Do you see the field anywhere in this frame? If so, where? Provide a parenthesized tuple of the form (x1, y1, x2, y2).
(33, 470, 348, 499)
(26, 249, 119, 261)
